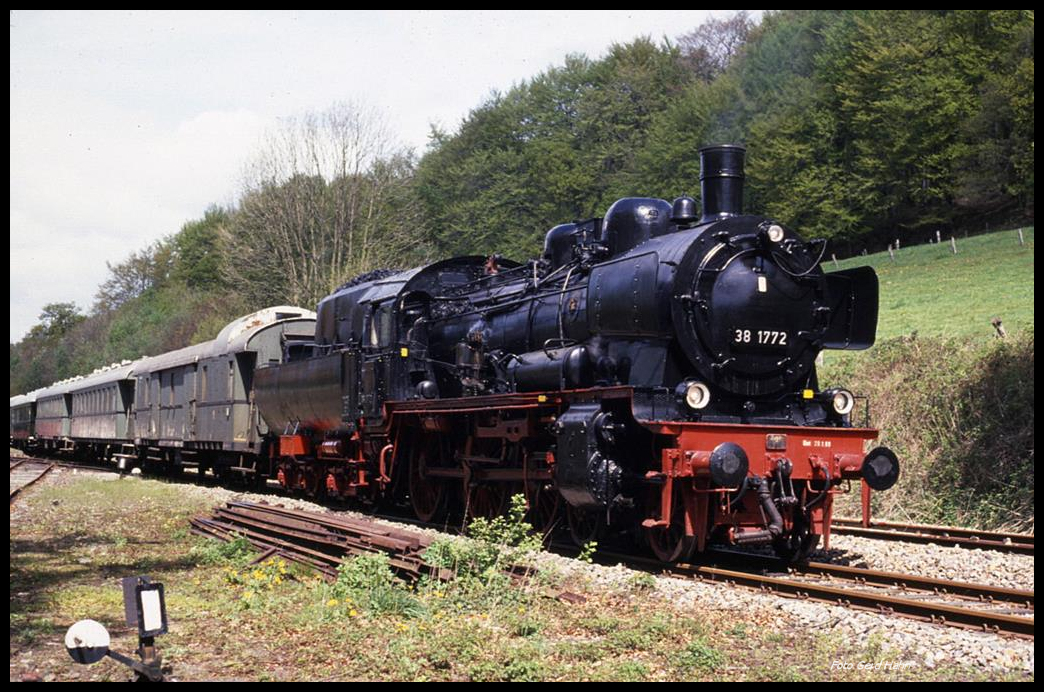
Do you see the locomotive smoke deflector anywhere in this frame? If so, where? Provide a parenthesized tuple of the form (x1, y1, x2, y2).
(821, 265, 880, 350)
(699, 143, 746, 224)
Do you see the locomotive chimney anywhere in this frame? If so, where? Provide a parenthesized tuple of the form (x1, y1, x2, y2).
(699, 144, 746, 224)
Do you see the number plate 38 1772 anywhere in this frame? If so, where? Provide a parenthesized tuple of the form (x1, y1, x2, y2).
(731, 328, 789, 351)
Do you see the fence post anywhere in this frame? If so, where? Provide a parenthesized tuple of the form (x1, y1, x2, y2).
(950, 236, 958, 254)
(1018, 228, 1025, 246)
(832, 253, 839, 270)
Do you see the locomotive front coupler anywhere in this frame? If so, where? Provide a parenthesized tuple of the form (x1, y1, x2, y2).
(731, 476, 784, 546)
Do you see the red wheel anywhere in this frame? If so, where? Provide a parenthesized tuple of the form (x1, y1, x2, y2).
(525, 481, 562, 540)
(645, 486, 697, 563)
(464, 480, 509, 521)
(278, 462, 299, 492)
(462, 439, 519, 522)
(566, 504, 604, 549)
(646, 523, 697, 564)
(301, 464, 324, 498)
(408, 449, 446, 523)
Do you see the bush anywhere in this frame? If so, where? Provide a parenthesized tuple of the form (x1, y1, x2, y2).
(329, 553, 425, 619)
(191, 534, 255, 566)
(424, 494, 543, 587)
(822, 329, 1034, 530)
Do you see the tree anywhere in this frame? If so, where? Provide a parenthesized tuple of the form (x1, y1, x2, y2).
(677, 11, 754, 83)
(94, 241, 175, 312)
(955, 10, 1035, 218)
(29, 302, 85, 341)
(10, 303, 87, 394)
(172, 206, 230, 290)
(415, 38, 690, 260)
(221, 102, 425, 308)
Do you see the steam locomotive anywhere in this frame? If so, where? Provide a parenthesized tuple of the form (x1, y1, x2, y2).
(10, 144, 899, 563)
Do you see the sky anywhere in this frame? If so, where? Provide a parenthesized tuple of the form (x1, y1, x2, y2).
(10, 10, 747, 342)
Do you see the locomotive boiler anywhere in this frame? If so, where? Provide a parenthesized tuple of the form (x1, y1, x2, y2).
(253, 143, 900, 562)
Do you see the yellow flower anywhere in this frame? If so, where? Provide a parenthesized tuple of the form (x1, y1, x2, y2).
(327, 599, 339, 607)
(349, 609, 358, 617)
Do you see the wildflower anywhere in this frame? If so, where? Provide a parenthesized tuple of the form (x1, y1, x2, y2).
(327, 599, 339, 607)
(349, 609, 358, 617)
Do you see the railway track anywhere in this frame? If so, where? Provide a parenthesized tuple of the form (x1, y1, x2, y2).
(10, 456, 54, 502)
(830, 517, 1034, 555)
(585, 548, 1034, 639)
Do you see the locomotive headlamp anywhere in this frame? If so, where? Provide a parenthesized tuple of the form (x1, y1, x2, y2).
(682, 381, 711, 410)
(827, 388, 855, 416)
(766, 224, 785, 243)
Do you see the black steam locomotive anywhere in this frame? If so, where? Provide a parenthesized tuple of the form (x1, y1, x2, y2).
(252, 144, 899, 562)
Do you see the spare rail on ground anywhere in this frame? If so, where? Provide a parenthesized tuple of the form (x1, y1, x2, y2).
(189, 501, 453, 582)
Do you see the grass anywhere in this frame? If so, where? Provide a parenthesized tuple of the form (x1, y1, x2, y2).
(827, 226, 1034, 344)
(9, 473, 1030, 681)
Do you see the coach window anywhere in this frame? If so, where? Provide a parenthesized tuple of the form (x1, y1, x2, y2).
(201, 365, 208, 402)
(228, 360, 235, 400)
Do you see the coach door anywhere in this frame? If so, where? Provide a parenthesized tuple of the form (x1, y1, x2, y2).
(188, 363, 198, 441)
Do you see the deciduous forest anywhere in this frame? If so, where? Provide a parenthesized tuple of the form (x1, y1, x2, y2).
(10, 10, 1034, 395)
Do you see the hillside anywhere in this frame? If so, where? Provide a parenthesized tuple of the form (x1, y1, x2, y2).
(820, 228, 1035, 531)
